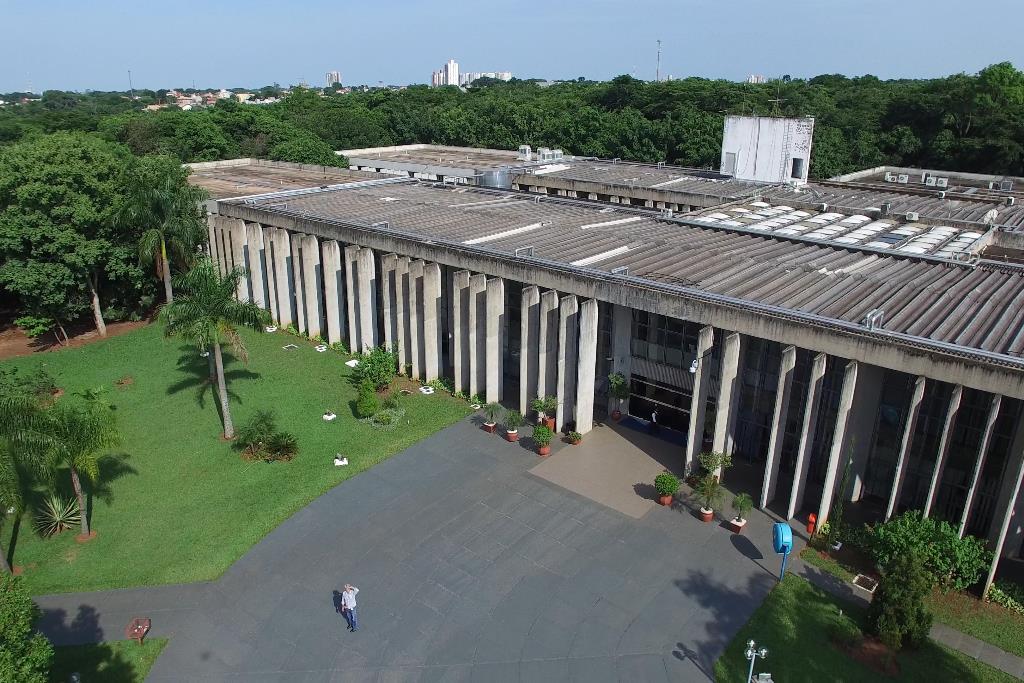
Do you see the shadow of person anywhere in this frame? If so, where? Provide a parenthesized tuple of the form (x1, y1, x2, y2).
(331, 590, 344, 615)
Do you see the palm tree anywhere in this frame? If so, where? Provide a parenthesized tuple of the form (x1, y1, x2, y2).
(119, 168, 207, 304)
(160, 258, 269, 439)
(45, 392, 120, 538)
(0, 395, 51, 573)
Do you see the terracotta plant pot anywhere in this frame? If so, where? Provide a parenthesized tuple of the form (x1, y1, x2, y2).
(729, 518, 747, 534)
(483, 422, 496, 434)
(569, 439, 581, 445)
(611, 409, 622, 421)
(537, 444, 551, 456)
(542, 417, 556, 431)
(699, 507, 714, 523)
(506, 430, 519, 442)
(658, 494, 673, 507)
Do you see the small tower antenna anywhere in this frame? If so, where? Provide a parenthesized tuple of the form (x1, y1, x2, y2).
(656, 39, 662, 82)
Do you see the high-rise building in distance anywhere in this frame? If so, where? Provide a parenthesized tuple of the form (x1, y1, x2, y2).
(326, 70, 342, 87)
(431, 59, 461, 87)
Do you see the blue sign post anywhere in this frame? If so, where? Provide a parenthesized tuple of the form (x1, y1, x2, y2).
(772, 522, 793, 582)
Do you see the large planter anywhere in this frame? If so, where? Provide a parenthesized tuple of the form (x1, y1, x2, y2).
(506, 429, 519, 443)
(699, 507, 714, 523)
(541, 417, 556, 431)
(658, 494, 673, 507)
(537, 444, 551, 456)
(729, 517, 747, 534)
(483, 422, 496, 434)
(611, 409, 622, 421)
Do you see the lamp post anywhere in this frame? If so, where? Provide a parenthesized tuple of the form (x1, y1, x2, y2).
(744, 639, 768, 682)
(688, 348, 713, 374)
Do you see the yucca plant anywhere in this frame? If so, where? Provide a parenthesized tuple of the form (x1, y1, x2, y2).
(34, 493, 80, 537)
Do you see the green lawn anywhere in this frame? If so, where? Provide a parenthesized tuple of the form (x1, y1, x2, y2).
(2, 324, 471, 594)
(925, 589, 1024, 659)
(49, 638, 167, 683)
(714, 575, 1018, 683)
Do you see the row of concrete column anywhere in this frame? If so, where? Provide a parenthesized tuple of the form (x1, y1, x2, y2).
(518, 287, 599, 434)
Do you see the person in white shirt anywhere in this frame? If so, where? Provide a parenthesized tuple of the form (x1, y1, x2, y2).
(341, 584, 359, 632)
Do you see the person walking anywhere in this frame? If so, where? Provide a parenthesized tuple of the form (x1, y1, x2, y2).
(650, 408, 659, 435)
(341, 584, 360, 632)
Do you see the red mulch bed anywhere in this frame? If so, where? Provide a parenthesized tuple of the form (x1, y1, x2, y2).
(0, 319, 151, 361)
(838, 637, 900, 676)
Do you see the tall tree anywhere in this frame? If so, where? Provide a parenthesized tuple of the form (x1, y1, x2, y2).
(0, 574, 53, 683)
(159, 259, 269, 439)
(119, 156, 207, 304)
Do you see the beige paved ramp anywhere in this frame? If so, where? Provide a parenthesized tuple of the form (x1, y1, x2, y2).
(530, 421, 684, 518)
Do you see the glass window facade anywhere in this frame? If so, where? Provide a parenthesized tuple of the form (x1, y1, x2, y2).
(733, 338, 781, 464)
(861, 371, 913, 501)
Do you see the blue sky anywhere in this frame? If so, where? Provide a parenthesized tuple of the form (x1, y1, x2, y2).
(4, 0, 1024, 92)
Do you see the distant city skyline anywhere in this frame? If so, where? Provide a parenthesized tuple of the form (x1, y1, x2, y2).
(3, 0, 1024, 92)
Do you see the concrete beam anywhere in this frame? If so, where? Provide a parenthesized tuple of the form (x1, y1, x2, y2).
(519, 286, 540, 415)
(959, 394, 1002, 537)
(357, 247, 378, 352)
(685, 326, 715, 471)
(556, 295, 579, 433)
(761, 345, 796, 509)
(924, 384, 964, 517)
(321, 241, 345, 346)
(886, 376, 926, 520)
(229, 219, 250, 302)
(468, 274, 487, 399)
(712, 332, 743, 459)
(244, 222, 267, 310)
(610, 304, 633, 417)
(452, 270, 471, 395)
(408, 260, 424, 380)
(423, 263, 443, 382)
(817, 360, 859, 529)
(537, 290, 560, 406)
(290, 233, 307, 334)
(787, 352, 828, 520)
(485, 278, 505, 404)
(575, 299, 599, 434)
(380, 253, 398, 352)
(300, 235, 323, 340)
(269, 228, 294, 327)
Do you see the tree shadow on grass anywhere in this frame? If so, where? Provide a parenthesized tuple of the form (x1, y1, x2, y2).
(166, 348, 259, 411)
(49, 641, 145, 683)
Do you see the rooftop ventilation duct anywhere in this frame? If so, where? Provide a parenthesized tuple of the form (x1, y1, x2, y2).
(880, 201, 891, 216)
(863, 308, 885, 331)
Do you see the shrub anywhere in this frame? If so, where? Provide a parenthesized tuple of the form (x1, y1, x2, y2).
(263, 432, 298, 462)
(363, 407, 405, 430)
(0, 367, 57, 402)
(532, 425, 553, 446)
(235, 410, 299, 462)
(868, 550, 933, 650)
(13, 315, 52, 340)
(868, 510, 991, 591)
(0, 574, 53, 683)
(352, 345, 398, 390)
(988, 580, 1024, 614)
(483, 402, 503, 424)
(826, 457, 853, 547)
(330, 340, 350, 355)
(355, 380, 380, 418)
(33, 494, 80, 537)
(567, 431, 582, 442)
(382, 392, 400, 410)
(608, 372, 629, 403)
(696, 473, 723, 511)
(428, 376, 455, 394)
(531, 395, 557, 417)
(698, 451, 732, 474)
(732, 492, 753, 522)
(504, 410, 524, 431)
(654, 472, 680, 497)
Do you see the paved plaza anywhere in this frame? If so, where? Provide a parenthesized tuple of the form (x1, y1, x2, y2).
(36, 418, 782, 682)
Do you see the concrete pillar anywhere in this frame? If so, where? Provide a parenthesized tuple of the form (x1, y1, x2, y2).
(244, 223, 267, 310)
(321, 241, 345, 346)
(519, 286, 541, 415)
(452, 270, 471, 395)
(985, 422, 1024, 595)
(467, 274, 487, 399)
(380, 254, 398, 352)
(289, 233, 307, 333)
(886, 376, 926, 520)
(262, 225, 278, 324)
(575, 299, 599, 434)
(408, 260, 424, 380)
(685, 326, 715, 471)
(215, 216, 231, 275)
(556, 295, 579, 433)
(712, 332, 743, 460)
(761, 345, 796, 509)
(924, 384, 964, 517)
(300, 235, 322, 340)
(207, 215, 219, 271)
(959, 394, 1002, 537)
(537, 290, 560, 406)
(229, 219, 250, 302)
(816, 360, 859, 529)
(423, 263, 443, 382)
(269, 228, 294, 327)
(394, 257, 411, 371)
(357, 247, 378, 352)
(609, 304, 633, 416)
(787, 352, 828, 520)
(485, 278, 505, 404)
(343, 246, 360, 350)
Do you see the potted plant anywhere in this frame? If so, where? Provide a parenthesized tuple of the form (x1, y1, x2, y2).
(504, 410, 524, 442)
(608, 372, 629, 420)
(695, 473, 723, 523)
(654, 472, 679, 507)
(482, 402, 503, 434)
(531, 396, 557, 431)
(567, 431, 582, 445)
(532, 425, 553, 456)
(730, 492, 753, 533)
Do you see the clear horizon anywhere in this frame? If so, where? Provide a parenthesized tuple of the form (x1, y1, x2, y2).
(4, 0, 1024, 92)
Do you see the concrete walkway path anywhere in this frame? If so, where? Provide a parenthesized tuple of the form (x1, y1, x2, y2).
(35, 418, 785, 682)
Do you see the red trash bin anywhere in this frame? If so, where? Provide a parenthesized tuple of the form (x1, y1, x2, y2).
(807, 513, 817, 535)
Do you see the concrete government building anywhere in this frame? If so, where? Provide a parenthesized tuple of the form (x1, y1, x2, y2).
(189, 118, 1024, 592)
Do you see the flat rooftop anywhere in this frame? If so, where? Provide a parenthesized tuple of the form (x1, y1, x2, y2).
(220, 179, 1024, 361)
(522, 161, 767, 199)
(339, 144, 526, 172)
(186, 159, 381, 199)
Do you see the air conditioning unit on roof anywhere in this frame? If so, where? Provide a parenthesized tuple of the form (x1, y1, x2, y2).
(1001, 180, 1014, 191)
(885, 172, 897, 182)
(936, 178, 948, 188)
(905, 211, 919, 221)
(925, 177, 936, 187)
(897, 174, 909, 184)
